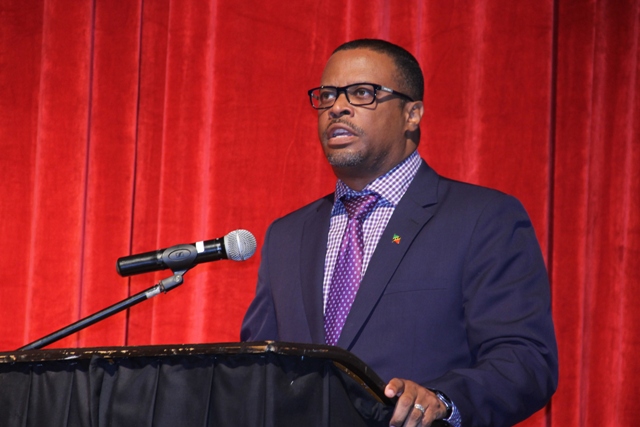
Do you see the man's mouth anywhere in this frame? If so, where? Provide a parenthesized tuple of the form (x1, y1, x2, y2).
(330, 127, 355, 138)
(324, 121, 360, 141)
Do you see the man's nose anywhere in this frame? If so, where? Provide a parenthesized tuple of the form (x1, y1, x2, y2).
(329, 92, 353, 118)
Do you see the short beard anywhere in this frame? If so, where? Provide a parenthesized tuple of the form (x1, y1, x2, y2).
(325, 148, 389, 173)
(325, 150, 365, 168)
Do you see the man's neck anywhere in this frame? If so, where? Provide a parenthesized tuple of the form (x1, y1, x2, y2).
(332, 150, 418, 191)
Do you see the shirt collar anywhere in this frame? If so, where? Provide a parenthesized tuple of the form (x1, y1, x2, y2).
(333, 150, 421, 211)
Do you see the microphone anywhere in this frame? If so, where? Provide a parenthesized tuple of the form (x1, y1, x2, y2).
(116, 229, 257, 277)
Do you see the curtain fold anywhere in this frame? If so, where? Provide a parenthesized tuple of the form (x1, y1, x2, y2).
(0, 0, 638, 425)
(551, 1, 640, 425)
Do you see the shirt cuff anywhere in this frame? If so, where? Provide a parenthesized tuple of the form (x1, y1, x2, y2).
(444, 401, 462, 427)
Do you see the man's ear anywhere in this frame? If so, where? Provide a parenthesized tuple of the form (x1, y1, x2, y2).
(405, 101, 424, 131)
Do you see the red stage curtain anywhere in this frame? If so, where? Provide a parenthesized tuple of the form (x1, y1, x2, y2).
(0, 0, 638, 425)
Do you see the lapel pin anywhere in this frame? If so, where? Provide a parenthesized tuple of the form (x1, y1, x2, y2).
(392, 234, 401, 244)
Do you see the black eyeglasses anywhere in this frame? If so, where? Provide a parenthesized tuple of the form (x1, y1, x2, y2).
(307, 82, 414, 109)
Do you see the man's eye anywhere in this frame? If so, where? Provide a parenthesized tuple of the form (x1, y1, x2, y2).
(320, 91, 335, 101)
(351, 87, 373, 99)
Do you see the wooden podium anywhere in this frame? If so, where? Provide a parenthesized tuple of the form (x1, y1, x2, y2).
(0, 341, 394, 427)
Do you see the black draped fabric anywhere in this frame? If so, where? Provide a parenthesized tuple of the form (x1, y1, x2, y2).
(0, 344, 393, 427)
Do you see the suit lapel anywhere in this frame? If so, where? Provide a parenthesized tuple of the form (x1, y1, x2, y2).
(337, 162, 440, 349)
(299, 195, 333, 344)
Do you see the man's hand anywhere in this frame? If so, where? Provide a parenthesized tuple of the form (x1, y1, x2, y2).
(385, 378, 447, 427)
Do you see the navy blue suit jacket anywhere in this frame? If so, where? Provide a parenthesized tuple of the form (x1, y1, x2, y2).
(241, 161, 558, 427)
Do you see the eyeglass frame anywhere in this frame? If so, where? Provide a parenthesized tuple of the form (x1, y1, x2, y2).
(307, 82, 415, 110)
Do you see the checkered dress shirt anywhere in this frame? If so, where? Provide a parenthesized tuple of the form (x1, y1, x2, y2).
(322, 150, 421, 309)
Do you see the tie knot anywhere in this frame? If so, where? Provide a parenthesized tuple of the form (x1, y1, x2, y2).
(342, 193, 379, 221)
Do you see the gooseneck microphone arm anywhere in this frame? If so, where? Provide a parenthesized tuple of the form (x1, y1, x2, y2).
(18, 230, 257, 351)
(18, 272, 187, 351)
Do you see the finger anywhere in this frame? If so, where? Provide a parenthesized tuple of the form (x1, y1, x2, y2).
(389, 384, 420, 427)
(385, 378, 406, 398)
(390, 403, 425, 427)
(411, 402, 429, 426)
(413, 398, 446, 427)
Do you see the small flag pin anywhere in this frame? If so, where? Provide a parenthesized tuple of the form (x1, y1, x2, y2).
(392, 234, 401, 244)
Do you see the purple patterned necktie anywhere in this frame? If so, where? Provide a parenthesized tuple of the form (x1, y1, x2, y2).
(324, 193, 380, 346)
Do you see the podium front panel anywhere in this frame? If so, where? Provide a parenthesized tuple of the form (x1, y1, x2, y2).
(0, 342, 394, 427)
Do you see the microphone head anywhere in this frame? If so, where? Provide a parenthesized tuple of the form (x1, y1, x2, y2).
(224, 229, 257, 261)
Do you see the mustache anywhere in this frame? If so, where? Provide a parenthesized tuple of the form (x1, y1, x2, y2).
(323, 118, 365, 139)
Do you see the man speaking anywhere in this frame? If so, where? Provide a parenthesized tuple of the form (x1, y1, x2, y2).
(241, 39, 558, 427)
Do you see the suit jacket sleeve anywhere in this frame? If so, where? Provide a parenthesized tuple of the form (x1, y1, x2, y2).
(422, 192, 558, 427)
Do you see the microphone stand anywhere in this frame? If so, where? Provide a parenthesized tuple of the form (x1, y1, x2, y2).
(18, 270, 188, 351)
